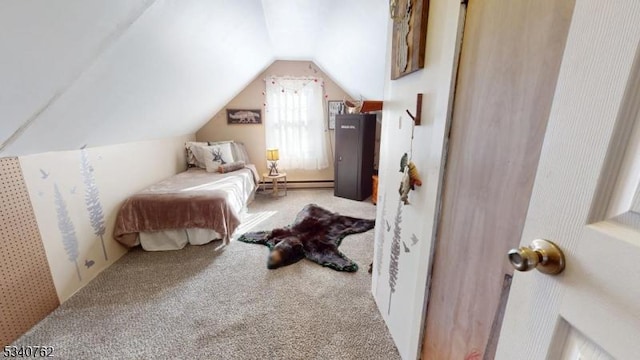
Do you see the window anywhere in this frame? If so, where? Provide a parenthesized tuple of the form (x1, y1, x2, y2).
(265, 76, 329, 171)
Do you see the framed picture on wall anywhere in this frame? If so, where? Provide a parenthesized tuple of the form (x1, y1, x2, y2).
(226, 109, 262, 124)
(327, 100, 345, 130)
(390, 0, 430, 79)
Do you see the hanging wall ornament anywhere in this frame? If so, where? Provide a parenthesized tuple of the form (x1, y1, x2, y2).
(397, 117, 423, 205)
(399, 168, 412, 205)
(399, 153, 408, 172)
(408, 162, 422, 189)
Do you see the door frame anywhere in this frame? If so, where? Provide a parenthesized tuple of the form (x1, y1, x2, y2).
(418, 0, 576, 358)
(414, 1, 467, 356)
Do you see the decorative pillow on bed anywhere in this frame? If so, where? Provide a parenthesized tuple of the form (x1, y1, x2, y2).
(230, 142, 251, 164)
(218, 161, 246, 173)
(198, 144, 235, 172)
(208, 140, 233, 146)
(185, 141, 208, 168)
(208, 141, 251, 164)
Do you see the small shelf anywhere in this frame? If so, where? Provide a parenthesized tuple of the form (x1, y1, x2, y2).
(360, 101, 383, 113)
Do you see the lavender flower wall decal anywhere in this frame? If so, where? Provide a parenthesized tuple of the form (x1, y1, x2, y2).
(375, 192, 388, 277)
(80, 149, 107, 261)
(388, 198, 403, 314)
(54, 183, 82, 282)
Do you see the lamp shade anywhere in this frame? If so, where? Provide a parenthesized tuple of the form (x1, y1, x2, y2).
(266, 148, 279, 161)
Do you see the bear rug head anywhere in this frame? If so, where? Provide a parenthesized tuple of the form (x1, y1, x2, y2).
(237, 204, 375, 272)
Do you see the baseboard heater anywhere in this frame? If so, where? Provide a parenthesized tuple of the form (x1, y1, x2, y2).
(261, 180, 334, 190)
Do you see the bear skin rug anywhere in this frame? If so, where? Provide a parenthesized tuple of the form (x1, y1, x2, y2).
(238, 204, 375, 272)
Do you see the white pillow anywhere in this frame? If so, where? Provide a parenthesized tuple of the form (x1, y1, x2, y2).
(230, 142, 251, 164)
(185, 141, 208, 167)
(198, 144, 235, 172)
(208, 140, 233, 145)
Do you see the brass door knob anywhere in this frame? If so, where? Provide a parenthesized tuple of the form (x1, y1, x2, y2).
(507, 239, 565, 275)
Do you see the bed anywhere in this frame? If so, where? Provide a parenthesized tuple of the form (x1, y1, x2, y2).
(113, 141, 258, 251)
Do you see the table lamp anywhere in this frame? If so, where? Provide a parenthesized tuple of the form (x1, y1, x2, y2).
(267, 148, 279, 176)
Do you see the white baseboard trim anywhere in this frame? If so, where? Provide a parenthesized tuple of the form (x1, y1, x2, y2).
(260, 181, 334, 190)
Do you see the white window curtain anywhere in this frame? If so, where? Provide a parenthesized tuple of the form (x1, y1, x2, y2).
(265, 76, 329, 171)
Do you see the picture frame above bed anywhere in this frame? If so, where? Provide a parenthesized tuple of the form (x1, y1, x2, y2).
(226, 109, 262, 124)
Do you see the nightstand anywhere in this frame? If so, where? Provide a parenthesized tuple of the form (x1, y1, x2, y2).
(261, 173, 287, 197)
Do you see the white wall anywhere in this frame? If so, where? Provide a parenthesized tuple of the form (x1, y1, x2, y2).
(0, 0, 274, 157)
(19, 135, 191, 302)
(0, 0, 388, 158)
(260, 0, 388, 100)
(313, 0, 389, 100)
(0, 0, 155, 150)
(372, 1, 464, 359)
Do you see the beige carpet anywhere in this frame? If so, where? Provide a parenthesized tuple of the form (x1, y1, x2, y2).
(13, 189, 400, 360)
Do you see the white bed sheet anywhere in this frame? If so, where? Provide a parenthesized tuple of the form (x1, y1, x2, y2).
(137, 165, 257, 251)
(140, 228, 222, 251)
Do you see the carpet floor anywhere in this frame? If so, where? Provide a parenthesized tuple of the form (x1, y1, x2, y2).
(14, 189, 400, 360)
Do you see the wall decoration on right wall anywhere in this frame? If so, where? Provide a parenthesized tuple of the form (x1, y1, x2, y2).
(388, 197, 403, 314)
(390, 0, 430, 79)
(375, 191, 388, 277)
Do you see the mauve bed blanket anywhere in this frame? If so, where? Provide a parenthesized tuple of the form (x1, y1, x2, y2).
(113, 166, 257, 247)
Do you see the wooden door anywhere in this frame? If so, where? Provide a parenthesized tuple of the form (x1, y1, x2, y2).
(421, 0, 575, 359)
(496, 2, 640, 359)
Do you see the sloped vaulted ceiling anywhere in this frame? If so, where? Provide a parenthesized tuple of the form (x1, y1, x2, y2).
(262, 0, 388, 100)
(0, 0, 388, 157)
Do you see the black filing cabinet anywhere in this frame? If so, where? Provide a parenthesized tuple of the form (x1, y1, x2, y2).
(334, 114, 377, 201)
